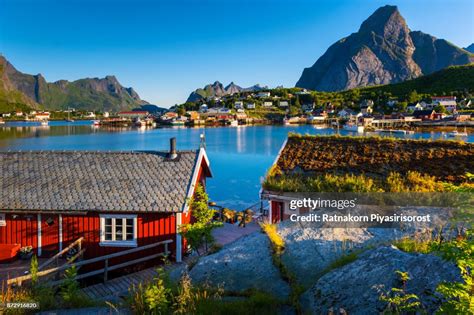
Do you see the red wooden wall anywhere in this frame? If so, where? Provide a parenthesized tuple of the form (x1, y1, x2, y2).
(0, 213, 38, 252)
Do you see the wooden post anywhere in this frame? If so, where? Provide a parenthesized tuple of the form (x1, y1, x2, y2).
(55, 256, 60, 280)
(104, 259, 108, 282)
(165, 243, 169, 255)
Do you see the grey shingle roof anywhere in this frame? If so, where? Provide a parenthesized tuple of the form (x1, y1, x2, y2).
(0, 150, 202, 213)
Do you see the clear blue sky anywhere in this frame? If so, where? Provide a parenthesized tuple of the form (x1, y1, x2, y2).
(1, 0, 473, 107)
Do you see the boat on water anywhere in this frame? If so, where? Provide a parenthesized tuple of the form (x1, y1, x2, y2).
(135, 118, 147, 127)
(375, 129, 410, 135)
(447, 127, 468, 137)
(343, 123, 364, 133)
(92, 120, 101, 126)
(230, 120, 239, 127)
(40, 120, 49, 126)
(170, 119, 185, 126)
(0, 119, 5, 125)
(65, 108, 74, 122)
(283, 117, 290, 126)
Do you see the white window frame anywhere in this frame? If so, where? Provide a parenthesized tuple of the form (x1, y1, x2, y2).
(99, 214, 137, 247)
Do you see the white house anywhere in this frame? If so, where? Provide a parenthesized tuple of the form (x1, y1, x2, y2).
(218, 107, 231, 114)
(279, 100, 289, 108)
(256, 92, 271, 98)
(407, 102, 424, 112)
(337, 108, 356, 118)
(361, 105, 373, 115)
(424, 100, 457, 112)
(295, 89, 310, 95)
(199, 104, 209, 113)
(302, 103, 315, 113)
(34, 112, 50, 120)
(263, 101, 273, 108)
(246, 103, 256, 109)
(387, 100, 398, 107)
(432, 96, 456, 102)
(234, 101, 244, 109)
(84, 112, 96, 118)
(436, 100, 457, 113)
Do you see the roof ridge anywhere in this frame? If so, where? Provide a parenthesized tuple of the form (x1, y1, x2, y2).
(0, 149, 199, 154)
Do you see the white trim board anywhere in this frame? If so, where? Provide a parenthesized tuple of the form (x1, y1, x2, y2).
(37, 214, 42, 257)
(182, 148, 211, 213)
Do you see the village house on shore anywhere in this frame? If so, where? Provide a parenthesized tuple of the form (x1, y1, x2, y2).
(0, 139, 211, 269)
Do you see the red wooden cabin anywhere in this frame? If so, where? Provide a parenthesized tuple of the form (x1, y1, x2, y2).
(0, 139, 211, 269)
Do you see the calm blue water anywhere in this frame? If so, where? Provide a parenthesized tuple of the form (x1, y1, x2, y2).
(1, 121, 472, 209)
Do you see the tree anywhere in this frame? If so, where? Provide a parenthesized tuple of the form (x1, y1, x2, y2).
(434, 105, 448, 114)
(179, 185, 222, 255)
(397, 101, 408, 112)
(288, 105, 299, 116)
(407, 90, 419, 103)
(177, 106, 186, 116)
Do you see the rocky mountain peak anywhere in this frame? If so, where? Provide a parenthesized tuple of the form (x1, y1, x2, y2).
(296, 5, 474, 91)
(359, 5, 404, 33)
(105, 74, 117, 80)
(465, 43, 474, 53)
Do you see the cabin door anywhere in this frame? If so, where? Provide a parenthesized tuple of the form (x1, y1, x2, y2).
(41, 214, 59, 256)
(271, 201, 284, 223)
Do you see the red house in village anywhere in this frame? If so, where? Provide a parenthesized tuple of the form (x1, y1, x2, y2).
(0, 139, 211, 270)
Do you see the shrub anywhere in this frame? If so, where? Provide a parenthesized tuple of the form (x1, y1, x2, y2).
(129, 268, 171, 314)
(393, 237, 433, 254)
(380, 271, 422, 314)
(30, 255, 39, 285)
(260, 223, 284, 254)
(436, 230, 474, 314)
(179, 184, 222, 255)
(59, 266, 94, 309)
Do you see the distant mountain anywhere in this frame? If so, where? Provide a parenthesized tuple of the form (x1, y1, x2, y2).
(186, 81, 268, 102)
(465, 44, 474, 53)
(0, 55, 148, 112)
(296, 5, 474, 92)
(242, 84, 268, 92)
(0, 57, 40, 112)
(134, 104, 168, 114)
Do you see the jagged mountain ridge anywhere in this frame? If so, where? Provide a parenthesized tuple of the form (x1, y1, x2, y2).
(296, 5, 474, 91)
(186, 81, 268, 102)
(0, 55, 148, 112)
(465, 44, 474, 53)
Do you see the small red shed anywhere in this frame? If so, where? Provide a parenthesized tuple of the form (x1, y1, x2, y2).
(0, 140, 211, 266)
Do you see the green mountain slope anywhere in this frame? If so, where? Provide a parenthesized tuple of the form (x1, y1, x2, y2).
(0, 56, 148, 113)
(356, 64, 474, 97)
(0, 58, 40, 112)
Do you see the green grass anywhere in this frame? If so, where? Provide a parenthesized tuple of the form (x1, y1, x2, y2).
(194, 291, 283, 315)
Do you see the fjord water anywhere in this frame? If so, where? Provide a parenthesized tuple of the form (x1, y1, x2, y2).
(1, 121, 473, 210)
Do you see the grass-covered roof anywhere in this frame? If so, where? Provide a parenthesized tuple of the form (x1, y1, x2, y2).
(268, 134, 474, 187)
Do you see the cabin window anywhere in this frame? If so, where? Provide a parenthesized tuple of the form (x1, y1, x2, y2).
(100, 214, 137, 247)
